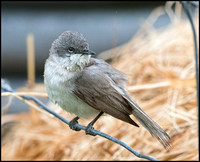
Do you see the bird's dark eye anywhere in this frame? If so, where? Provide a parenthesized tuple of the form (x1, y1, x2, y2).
(68, 47, 75, 53)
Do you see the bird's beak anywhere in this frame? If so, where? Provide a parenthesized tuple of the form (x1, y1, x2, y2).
(82, 49, 96, 55)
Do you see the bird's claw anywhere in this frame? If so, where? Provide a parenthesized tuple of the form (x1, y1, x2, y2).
(69, 117, 81, 131)
(85, 123, 97, 136)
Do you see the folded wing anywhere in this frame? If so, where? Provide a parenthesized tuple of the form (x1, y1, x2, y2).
(74, 58, 170, 148)
(74, 58, 139, 127)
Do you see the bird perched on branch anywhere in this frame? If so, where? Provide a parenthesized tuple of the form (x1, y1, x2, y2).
(44, 31, 170, 148)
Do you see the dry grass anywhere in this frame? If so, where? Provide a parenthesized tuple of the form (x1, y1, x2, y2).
(1, 3, 199, 161)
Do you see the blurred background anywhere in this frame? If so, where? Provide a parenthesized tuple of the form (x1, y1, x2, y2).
(1, 1, 199, 161)
(2, 1, 171, 113)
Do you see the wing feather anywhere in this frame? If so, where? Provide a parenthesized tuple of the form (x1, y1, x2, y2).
(74, 59, 139, 127)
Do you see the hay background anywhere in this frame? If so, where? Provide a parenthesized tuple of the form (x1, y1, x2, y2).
(1, 4, 199, 161)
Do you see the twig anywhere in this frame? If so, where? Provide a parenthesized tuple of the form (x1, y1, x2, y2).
(2, 92, 48, 97)
(127, 81, 171, 91)
(27, 34, 35, 88)
(1, 83, 158, 161)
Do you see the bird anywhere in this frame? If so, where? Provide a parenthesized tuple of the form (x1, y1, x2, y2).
(44, 31, 170, 148)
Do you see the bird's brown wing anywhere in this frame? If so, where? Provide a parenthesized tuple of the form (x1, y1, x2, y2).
(73, 60, 139, 127)
(74, 59, 170, 148)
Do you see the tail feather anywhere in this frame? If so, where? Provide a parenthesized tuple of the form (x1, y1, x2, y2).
(122, 91, 170, 148)
(132, 107, 170, 149)
(117, 88, 170, 148)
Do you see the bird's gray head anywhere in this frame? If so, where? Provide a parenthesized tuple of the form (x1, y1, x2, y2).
(50, 31, 95, 57)
(49, 31, 96, 71)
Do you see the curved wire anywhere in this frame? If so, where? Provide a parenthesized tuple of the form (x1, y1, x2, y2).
(1, 85, 158, 161)
(180, 0, 199, 139)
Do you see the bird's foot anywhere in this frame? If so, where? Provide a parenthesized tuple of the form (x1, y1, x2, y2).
(69, 116, 81, 131)
(85, 122, 97, 136)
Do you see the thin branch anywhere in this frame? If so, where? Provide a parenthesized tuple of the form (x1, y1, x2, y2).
(2, 92, 48, 97)
(1, 84, 158, 161)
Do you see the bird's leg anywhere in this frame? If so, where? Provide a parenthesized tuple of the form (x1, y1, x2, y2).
(85, 111, 104, 136)
(69, 116, 81, 131)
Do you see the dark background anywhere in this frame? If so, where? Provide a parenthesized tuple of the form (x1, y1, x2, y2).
(2, 1, 170, 113)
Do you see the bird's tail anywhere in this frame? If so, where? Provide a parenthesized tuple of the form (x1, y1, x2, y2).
(131, 104, 170, 149)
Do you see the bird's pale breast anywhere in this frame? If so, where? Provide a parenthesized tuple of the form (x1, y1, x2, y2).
(44, 57, 100, 118)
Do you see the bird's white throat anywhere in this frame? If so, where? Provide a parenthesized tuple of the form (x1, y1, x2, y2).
(53, 53, 91, 72)
(44, 53, 91, 86)
(69, 54, 91, 68)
